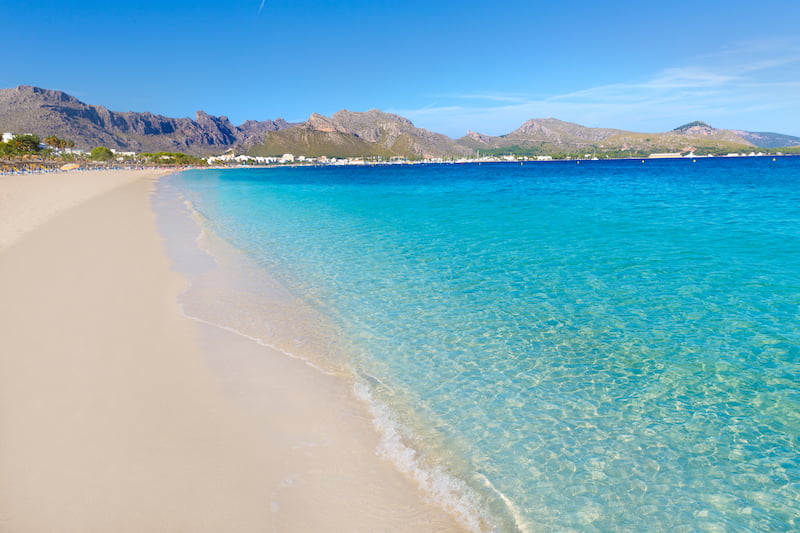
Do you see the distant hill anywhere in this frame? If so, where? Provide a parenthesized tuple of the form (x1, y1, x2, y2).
(672, 121, 800, 148)
(248, 109, 472, 159)
(0, 85, 292, 155)
(731, 130, 800, 149)
(509, 118, 630, 144)
(457, 118, 762, 156)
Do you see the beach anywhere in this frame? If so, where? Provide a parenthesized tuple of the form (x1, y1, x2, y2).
(0, 169, 466, 532)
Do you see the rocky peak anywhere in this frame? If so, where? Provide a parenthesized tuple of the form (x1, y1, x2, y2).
(306, 113, 339, 133)
(507, 118, 627, 143)
(332, 109, 414, 128)
(235, 118, 297, 149)
(508, 119, 562, 139)
(239, 118, 291, 134)
(194, 110, 232, 128)
(326, 109, 422, 143)
(465, 130, 494, 143)
(14, 85, 80, 105)
(361, 108, 413, 126)
(673, 121, 717, 136)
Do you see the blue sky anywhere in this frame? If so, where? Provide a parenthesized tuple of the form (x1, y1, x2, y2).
(4, 0, 800, 137)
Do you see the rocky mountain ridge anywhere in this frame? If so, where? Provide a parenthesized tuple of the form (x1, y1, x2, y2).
(0, 85, 293, 155)
(2, 85, 799, 159)
(249, 109, 471, 159)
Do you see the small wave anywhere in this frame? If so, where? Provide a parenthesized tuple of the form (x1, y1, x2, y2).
(172, 192, 337, 376)
(156, 179, 348, 378)
(475, 472, 533, 533)
(177, 305, 338, 377)
(354, 381, 518, 533)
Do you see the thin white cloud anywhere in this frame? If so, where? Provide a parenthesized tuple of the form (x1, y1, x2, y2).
(391, 41, 800, 137)
(645, 68, 741, 89)
(736, 55, 800, 73)
(744, 80, 800, 89)
(697, 38, 800, 63)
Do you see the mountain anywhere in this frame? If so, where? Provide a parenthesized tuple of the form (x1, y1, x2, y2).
(731, 130, 800, 149)
(248, 109, 472, 159)
(508, 118, 629, 144)
(2, 85, 798, 158)
(0, 85, 292, 155)
(673, 121, 800, 148)
(457, 118, 761, 155)
(669, 121, 754, 144)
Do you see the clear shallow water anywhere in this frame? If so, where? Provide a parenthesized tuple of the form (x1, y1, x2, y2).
(163, 158, 800, 532)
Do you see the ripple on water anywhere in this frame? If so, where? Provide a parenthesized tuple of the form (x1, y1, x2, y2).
(167, 159, 800, 532)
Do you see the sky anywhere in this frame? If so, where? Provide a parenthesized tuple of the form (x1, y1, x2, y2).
(4, 0, 800, 137)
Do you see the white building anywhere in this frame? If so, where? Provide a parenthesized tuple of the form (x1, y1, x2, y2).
(2, 132, 14, 143)
(206, 153, 279, 165)
(649, 153, 683, 159)
(206, 153, 238, 164)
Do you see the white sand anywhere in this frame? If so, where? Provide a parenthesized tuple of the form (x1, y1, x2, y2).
(0, 169, 172, 251)
(0, 170, 466, 532)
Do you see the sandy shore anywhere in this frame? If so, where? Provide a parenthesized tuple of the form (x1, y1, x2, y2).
(0, 169, 171, 251)
(0, 170, 465, 532)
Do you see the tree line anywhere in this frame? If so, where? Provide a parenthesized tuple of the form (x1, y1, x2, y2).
(0, 134, 206, 165)
(0, 134, 77, 157)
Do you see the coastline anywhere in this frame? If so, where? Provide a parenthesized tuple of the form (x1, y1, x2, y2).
(0, 169, 467, 532)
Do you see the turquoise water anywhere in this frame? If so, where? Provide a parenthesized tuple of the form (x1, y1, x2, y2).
(163, 158, 800, 532)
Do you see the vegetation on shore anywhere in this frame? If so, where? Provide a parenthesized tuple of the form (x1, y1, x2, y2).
(137, 152, 206, 165)
(0, 134, 46, 156)
(0, 133, 206, 169)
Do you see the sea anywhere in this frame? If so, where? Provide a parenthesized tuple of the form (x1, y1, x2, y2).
(156, 157, 800, 532)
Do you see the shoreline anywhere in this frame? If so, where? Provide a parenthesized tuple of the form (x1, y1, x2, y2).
(156, 172, 498, 531)
(0, 169, 467, 532)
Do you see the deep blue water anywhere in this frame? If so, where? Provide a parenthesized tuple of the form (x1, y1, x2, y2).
(163, 158, 800, 532)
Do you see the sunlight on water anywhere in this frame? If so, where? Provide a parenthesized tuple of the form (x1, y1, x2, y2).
(165, 158, 800, 532)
